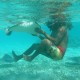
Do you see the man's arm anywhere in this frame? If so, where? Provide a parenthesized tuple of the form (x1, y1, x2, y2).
(35, 27, 67, 44)
(42, 31, 56, 42)
(32, 34, 45, 40)
(35, 27, 56, 42)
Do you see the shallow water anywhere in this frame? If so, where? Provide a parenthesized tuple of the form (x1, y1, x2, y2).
(0, 0, 80, 80)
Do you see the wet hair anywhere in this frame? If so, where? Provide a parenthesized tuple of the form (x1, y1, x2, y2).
(46, 20, 73, 31)
(46, 13, 73, 31)
(46, 20, 64, 30)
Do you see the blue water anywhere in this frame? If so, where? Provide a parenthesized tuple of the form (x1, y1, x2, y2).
(0, 0, 80, 80)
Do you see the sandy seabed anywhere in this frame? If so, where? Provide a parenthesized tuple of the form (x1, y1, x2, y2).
(0, 48, 80, 80)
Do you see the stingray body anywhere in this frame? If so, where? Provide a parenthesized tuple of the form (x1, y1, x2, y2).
(6, 20, 40, 35)
(0, 54, 14, 62)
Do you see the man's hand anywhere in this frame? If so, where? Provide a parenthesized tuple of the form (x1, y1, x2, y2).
(35, 27, 44, 34)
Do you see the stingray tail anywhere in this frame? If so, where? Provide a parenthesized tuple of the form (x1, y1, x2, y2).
(5, 27, 12, 36)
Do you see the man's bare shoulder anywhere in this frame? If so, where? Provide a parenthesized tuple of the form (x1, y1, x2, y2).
(59, 26, 67, 33)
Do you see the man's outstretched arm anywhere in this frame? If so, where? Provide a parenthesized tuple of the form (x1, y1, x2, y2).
(32, 34, 45, 40)
(35, 28, 56, 42)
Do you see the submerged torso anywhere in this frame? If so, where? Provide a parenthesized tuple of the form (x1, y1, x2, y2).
(51, 27, 68, 53)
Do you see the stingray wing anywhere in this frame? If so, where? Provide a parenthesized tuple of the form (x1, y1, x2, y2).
(8, 21, 40, 34)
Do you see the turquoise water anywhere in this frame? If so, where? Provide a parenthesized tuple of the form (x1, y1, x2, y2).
(0, 0, 80, 80)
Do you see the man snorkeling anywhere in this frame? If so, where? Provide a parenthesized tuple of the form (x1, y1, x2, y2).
(12, 16, 72, 62)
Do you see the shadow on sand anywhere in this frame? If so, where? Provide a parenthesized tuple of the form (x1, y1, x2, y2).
(64, 56, 80, 68)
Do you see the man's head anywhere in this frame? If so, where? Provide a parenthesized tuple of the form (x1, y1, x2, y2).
(46, 13, 73, 31)
(46, 20, 66, 31)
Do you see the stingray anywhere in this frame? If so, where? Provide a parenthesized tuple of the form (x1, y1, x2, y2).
(5, 20, 41, 35)
(68, 56, 80, 62)
(0, 54, 14, 62)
